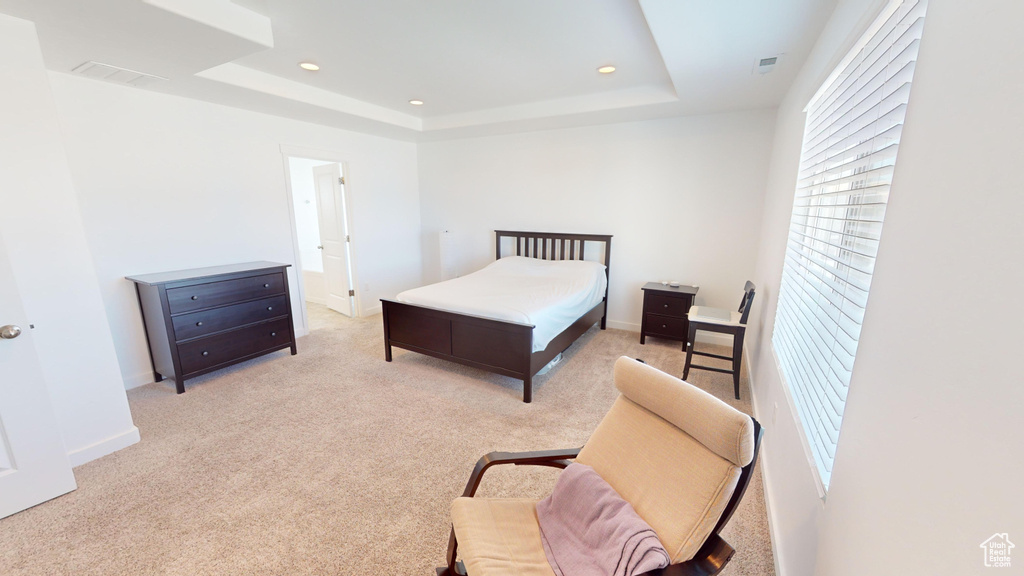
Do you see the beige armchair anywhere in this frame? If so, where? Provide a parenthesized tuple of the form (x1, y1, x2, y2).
(438, 356, 763, 576)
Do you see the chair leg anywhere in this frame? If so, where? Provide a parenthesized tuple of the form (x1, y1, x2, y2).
(438, 527, 466, 576)
(683, 323, 698, 381)
(732, 330, 745, 400)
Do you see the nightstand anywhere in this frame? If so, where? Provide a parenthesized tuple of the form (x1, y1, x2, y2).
(640, 283, 699, 346)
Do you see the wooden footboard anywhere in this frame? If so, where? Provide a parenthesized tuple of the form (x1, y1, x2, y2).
(382, 299, 536, 400)
(381, 299, 605, 403)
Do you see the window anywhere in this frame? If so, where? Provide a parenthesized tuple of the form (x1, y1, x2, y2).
(772, 0, 928, 489)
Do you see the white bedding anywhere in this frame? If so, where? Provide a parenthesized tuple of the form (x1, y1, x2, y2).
(396, 256, 607, 352)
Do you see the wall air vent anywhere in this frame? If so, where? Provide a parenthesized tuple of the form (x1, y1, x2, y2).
(71, 61, 167, 87)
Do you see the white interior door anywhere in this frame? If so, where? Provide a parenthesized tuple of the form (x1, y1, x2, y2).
(0, 233, 77, 519)
(312, 163, 354, 316)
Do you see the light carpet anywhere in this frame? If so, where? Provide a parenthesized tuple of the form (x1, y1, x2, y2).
(0, 303, 775, 575)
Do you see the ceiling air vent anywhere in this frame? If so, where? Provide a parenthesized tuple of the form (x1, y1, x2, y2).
(753, 55, 782, 75)
(71, 61, 167, 87)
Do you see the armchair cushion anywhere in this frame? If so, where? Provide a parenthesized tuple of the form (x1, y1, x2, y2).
(575, 358, 754, 563)
(451, 497, 555, 576)
(612, 357, 754, 467)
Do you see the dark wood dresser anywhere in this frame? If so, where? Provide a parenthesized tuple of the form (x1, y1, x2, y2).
(640, 282, 699, 347)
(127, 262, 297, 393)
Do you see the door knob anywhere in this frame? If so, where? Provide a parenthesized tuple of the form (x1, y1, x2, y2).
(1, 324, 22, 339)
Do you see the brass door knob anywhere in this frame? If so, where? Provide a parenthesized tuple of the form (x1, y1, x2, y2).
(1, 324, 23, 339)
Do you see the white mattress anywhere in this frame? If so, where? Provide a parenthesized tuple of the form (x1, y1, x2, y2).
(396, 256, 607, 352)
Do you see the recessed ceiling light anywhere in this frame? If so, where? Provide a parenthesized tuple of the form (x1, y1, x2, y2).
(409, 99, 424, 106)
(597, 65, 616, 74)
(299, 62, 320, 71)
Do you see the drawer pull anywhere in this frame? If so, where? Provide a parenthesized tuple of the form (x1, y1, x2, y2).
(196, 321, 203, 326)
(662, 324, 667, 328)
(664, 304, 669, 308)
(191, 295, 199, 301)
(271, 332, 277, 337)
(202, 351, 209, 356)
(267, 306, 273, 311)
(264, 283, 270, 288)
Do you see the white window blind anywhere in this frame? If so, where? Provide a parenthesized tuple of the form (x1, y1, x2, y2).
(773, 0, 927, 489)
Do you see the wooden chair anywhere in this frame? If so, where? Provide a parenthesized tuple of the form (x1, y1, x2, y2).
(683, 282, 756, 400)
(438, 357, 764, 576)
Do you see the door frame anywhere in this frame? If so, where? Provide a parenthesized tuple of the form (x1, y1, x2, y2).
(279, 145, 362, 335)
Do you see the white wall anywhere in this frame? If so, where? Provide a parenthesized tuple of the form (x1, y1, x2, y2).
(48, 73, 421, 389)
(0, 15, 138, 466)
(746, 0, 1024, 574)
(418, 110, 777, 331)
(288, 157, 331, 274)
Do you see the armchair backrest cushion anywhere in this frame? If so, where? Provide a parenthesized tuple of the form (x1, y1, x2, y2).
(575, 357, 755, 563)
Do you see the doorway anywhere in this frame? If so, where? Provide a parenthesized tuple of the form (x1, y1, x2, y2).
(282, 149, 359, 331)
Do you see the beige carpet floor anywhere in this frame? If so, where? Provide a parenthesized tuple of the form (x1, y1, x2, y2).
(0, 303, 775, 576)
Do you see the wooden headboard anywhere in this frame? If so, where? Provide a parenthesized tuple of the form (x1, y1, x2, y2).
(494, 230, 613, 270)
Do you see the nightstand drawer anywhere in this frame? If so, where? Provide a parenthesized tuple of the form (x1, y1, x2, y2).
(645, 293, 690, 318)
(644, 313, 687, 339)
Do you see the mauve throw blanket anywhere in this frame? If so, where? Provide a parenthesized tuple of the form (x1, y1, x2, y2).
(536, 463, 670, 576)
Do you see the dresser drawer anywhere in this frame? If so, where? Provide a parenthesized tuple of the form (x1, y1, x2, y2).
(177, 318, 292, 375)
(172, 294, 288, 341)
(167, 272, 285, 314)
(644, 313, 688, 339)
(644, 293, 690, 318)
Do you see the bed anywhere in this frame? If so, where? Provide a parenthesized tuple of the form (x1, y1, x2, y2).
(381, 230, 612, 402)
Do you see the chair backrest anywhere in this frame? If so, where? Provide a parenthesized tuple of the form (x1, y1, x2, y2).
(575, 357, 760, 564)
(737, 281, 756, 324)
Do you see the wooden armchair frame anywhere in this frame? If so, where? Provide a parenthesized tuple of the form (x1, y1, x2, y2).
(438, 419, 763, 576)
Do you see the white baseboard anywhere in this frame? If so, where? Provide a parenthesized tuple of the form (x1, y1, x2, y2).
(362, 304, 382, 317)
(759, 445, 785, 576)
(746, 344, 785, 576)
(68, 426, 141, 467)
(305, 296, 326, 305)
(606, 321, 734, 346)
(123, 370, 155, 390)
(605, 320, 639, 331)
